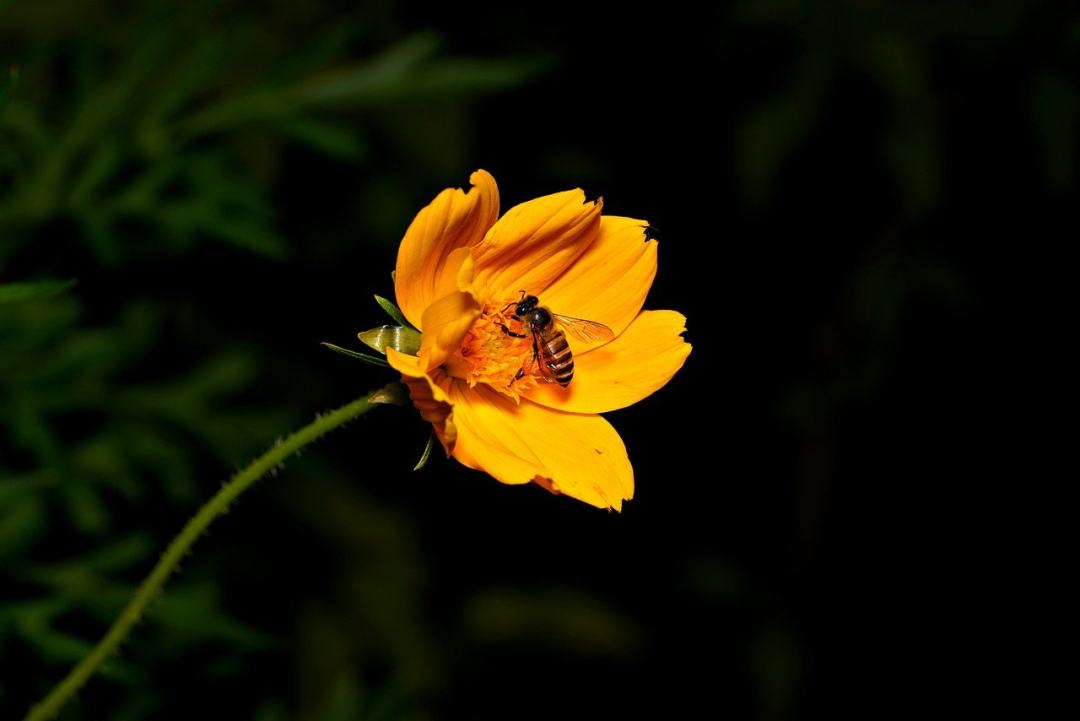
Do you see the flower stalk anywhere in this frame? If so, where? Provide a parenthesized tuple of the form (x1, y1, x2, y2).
(25, 391, 383, 721)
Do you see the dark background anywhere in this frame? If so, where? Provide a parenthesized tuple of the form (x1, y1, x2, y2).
(0, 1, 1049, 718)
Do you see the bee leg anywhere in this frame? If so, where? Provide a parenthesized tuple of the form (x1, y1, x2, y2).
(499, 323, 528, 339)
(507, 341, 538, 388)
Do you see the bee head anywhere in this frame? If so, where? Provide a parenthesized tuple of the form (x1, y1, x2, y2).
(514, 294, 539, 316)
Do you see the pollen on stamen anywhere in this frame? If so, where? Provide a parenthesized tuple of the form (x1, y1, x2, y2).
(442, 300, 537, 398)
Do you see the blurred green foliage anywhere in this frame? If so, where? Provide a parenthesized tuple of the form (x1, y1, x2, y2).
(0, 271, 296, 712)
(0, 4, 544, 267)
(734, 0, 948, 215)
(734, 0, 1080, 212)
(462, 588, 641, 657)
(0, 2, 550, 718)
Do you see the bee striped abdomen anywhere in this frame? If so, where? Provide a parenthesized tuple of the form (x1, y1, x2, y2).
(540, 330, 575, 386)
(508, 295, 606, 389)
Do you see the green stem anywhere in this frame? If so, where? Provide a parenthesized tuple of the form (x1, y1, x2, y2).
(25, 392, 381, 721)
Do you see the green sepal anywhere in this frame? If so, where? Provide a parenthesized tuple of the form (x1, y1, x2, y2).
(320, 342, 389, 367)
(367, 382, 409, 406)
(357, 325, 421, 355)
(413, 433, 435, 471)
(374, 294, 411, 327)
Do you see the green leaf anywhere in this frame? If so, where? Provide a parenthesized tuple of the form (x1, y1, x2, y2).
(374, 295, 410, 327)
(357, 325, 421, 355)
(276, 116, 367, 161)
(80, 535, 156, 574)
(0, 495, 48, 562)
(396, 56, 552, 97)
(321, 342, 390, 367)
(16, 622, 95, 664)
(1032, 71, 1078, 191)
(737, 60, 827, 205)
(290, 33, 550, 109)
(317, 676, 366, 721)
(0, 278, 76, 305)
(151, 583, 274, 650)
(462, 588, 642, 658)
(291, 32, 443, 107)
(63, 483, 111, 535)
(0, 65, 17, 114)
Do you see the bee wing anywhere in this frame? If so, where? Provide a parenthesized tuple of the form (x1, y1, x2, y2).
(551, 314, 615, 343)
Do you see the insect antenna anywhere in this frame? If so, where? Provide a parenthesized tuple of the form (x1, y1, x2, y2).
(501, 290, 528, 314)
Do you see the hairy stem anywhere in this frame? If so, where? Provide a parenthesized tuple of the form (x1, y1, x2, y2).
(26, 392, 380, 721)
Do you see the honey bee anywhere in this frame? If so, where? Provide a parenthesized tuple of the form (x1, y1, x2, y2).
(500, 292, 614, 387)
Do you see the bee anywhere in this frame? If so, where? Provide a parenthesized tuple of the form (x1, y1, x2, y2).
(500, 292, 614, 387)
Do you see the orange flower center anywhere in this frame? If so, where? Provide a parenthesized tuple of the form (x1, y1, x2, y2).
(443, 298, 537, 397)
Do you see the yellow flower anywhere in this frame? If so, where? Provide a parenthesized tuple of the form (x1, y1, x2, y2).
(387, 170, 690, 510)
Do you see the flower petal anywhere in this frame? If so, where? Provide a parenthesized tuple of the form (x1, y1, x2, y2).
(471, 189, 602, 301)
(540, 215, 658, 352)
(448, 383, 634, 510)
(401, 374, 457, 454)
(387, 348, 456, 451)
(417, 290, 480, 371)
(523, 310, 691, 414)
(394, 170, 499, 329)
(386, 345, 429, 377)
